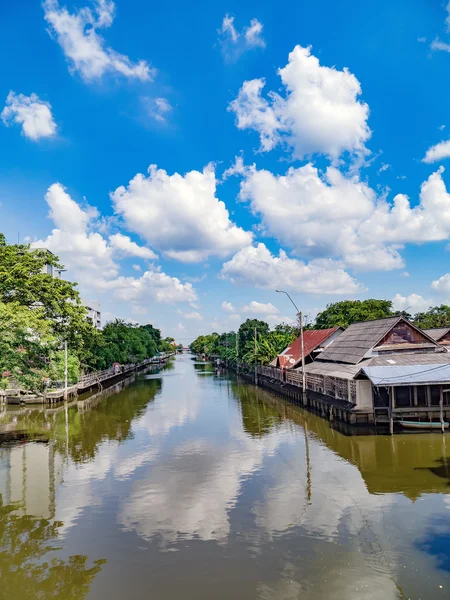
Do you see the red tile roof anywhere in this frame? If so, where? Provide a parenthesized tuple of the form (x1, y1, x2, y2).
(276, 328, 341, 369)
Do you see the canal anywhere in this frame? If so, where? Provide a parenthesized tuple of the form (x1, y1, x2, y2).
(1, 354, 450, 599)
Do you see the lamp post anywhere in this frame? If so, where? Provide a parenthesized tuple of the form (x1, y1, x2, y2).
(63, 340, 68, 401)
(276, 290, 306, 403)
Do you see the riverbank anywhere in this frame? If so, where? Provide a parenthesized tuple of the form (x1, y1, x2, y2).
(2, 352, 175, 405)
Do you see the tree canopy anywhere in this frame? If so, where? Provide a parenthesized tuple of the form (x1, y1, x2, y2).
(315, 299, 394, 329)
(0, 241, 96, 357)
(0, 236, 170, 390)
(413, 305, 450, 329)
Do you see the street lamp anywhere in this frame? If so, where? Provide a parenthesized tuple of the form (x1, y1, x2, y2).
(275, 290, 306, 401)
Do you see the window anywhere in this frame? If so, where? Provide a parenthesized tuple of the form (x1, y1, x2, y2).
(416, 386, 427, 407)
(395, 386, 412, 408)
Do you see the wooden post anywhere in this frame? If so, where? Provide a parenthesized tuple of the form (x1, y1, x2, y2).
(389, 386, 394, 436)
(440, 385, 445, 434)
(254, 327, 258, 387)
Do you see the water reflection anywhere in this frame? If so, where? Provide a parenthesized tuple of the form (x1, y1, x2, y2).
(0, 357, 450, 599)
(0, 495, 105, 600)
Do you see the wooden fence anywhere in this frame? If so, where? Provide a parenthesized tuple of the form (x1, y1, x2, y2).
(253, 364, 355, 403)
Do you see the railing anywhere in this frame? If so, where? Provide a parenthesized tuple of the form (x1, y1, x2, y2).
(60, 352, 176, 391)
(251, 364, 355, 403)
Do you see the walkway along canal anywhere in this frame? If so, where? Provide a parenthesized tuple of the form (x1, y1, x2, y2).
(1, 355, 450, 599)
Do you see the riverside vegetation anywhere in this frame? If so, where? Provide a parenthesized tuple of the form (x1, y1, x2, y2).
(191, 299, 450, 366)
(0, 234, 176, 392)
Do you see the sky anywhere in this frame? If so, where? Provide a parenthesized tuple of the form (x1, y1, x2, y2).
(3, 0, 450, 342)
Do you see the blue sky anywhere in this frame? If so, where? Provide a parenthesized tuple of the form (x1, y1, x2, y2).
(3, 0, 450, 342)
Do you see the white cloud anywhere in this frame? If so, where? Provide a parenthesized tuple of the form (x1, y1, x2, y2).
(32, 183, 118, 284)
(111, 164, 252, 262)
(391, 293, 431, 313)
(242, 300, 279, 315)
(431, 39, 450, 53)
(107, 269, 197, 305)
(432, 273, 450, 294)
(229, 44, 371, 161)
(221, 243, 363, 295)
(423, 139, 450, 163)
(109, 233, 157, 259)
(184, 311, 203, 320)
(222, 301, 235, 312)
(265, 314, 296, 327)
(145, 97, 172, 123)
(32, 183, 198, 309)
(43, 0, 152, 81)
(1, 91, 57, 140)
(132, 264, 142, 271)
(238, 162, 402, 271)
(377, 163, 390, 174)
(238, 162, 450, 271)
(218, 15, 265, 62)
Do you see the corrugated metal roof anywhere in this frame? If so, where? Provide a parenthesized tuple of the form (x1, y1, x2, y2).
(362, 363, 450, 386)
(368, 353, 450, 367)
(317, 317, 401, 365)
(423, 327, 450, 341)
(276, 328, 340, 368)
(298, 359, 371, 380)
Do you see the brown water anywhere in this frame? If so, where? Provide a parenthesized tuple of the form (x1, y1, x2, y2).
(1, 355, 450, 600)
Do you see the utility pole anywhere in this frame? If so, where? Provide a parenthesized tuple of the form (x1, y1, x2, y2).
(276, 290, 307, 405)
(64, 340, 68, 401)
(299, 310, 307, 405)
(254, 327, 258, 386)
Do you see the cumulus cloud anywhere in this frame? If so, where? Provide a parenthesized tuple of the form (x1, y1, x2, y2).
(32, 183, 197, 308)
(423, 139, 450, 163)
(43, 0, 152, 81)
(432, 273, 450, 294)
(111, 164, 252, 262)
(236, 162, 450, 271)
(107, 269, 197, 305)
(242, 300, 279, 315)
(1, 91, 57, 140)
(32, 183, 118, 283)
(218, 15, 265, 62)
(391, 293, 431, 313)
(222, 301, 235, 312)
(238, 162, 402, 271)
(228, 45, 371, 161)
(221, 243, 363, 295)
(109, 233, 157, 259)
(184, 311, 203, 320)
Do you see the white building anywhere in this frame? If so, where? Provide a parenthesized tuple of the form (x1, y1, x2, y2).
(83, 299, 101, 329)
(35, 248, 66, 279)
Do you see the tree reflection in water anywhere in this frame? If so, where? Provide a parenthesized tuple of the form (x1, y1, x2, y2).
(0, 496, 106, 600)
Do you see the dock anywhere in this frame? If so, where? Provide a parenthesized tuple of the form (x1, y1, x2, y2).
(3, 352, 174, 405)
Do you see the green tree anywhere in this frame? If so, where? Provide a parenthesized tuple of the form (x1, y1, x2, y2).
(315, 299, 393, 329)
(90, 320, 158, 370)
(190, 333, 219, 356)
(0, 239, 97, 362)
(47, 349, 80, 384)
(0, 302, 55, 391)
(413, 304, 450, 329)
(237, 319, 269, 359)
